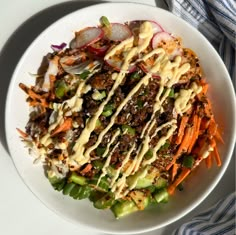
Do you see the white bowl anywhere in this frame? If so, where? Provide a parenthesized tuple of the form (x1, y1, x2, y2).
(5, 2, 236, 234)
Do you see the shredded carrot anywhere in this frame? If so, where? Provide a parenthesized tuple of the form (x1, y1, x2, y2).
(205, 154, 212, 169)
(208, 119, 217, 137)
(197, 81, 208, 100)
(19, 82, 49, 107)
(51, 118, 72, 136)
(215, 128, 224, 144)
(168, 167, 191, 195)
(49, 75, 56, 89)
(19, 83, 29, 94)
(16, 128, 28, 138)
(213, 146, 222, 167)
(200, 117, 211, 130)
(188, 115, 201, 152)
(80, 164, 93, 175)
(176, 115, 189, 145)
(204, 98, 213, 119)
(171, 163, 179, 182)
(167, 127, 192, 170)
(28, 89, 43, 100)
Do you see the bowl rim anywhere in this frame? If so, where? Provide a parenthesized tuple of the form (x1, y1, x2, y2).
(5, 2, 236, 234)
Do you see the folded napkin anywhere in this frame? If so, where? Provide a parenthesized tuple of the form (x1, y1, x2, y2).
(172, 192, 236, 235)
(165, 0, 235, 80)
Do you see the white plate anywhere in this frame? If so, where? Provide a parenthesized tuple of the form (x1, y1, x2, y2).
(5, 2, 236, 234)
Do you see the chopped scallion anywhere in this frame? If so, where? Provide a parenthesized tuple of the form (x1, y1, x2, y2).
(100, 16, 110, 27)
(183, 155, 195, 168)
(79, 70, 90, 80)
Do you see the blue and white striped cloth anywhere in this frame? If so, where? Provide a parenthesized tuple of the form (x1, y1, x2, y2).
(172, 192, 236, 235)
(162, 1, 236, 234)
(165, 0, 236, 81)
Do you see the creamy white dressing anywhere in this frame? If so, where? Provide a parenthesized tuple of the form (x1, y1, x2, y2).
(101, 129, 120, 158)
(96, 142, 119, 186)
(110, 143, 136, 188)
(175, 82, 202, 115)
(142, 124, 177, 166)
(202, 147, 214, 159)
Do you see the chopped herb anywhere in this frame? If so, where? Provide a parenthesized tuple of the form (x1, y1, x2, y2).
(177, 182, 184, 191)
(121, 125, 136, 136)
(160, 141, 170, 151)
(92, 160, 104, 170)
(183, 155, 195, 168)
(169, 88, 175, 98)
(55, 80, 68, 99)
(144, 149, 153, 160)
(102, 110, 113, 117)
(96, 147, 106, 157)
(102, 103, 115, 117)
(92, 90, 106, 100)
(79, 70, 90, 80)
(130, 71, 141, 80)
(100, 16, 110, 28)
(137, 99, 143, 108)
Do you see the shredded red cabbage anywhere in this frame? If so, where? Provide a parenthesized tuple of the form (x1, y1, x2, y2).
(51, 42, 67, 52)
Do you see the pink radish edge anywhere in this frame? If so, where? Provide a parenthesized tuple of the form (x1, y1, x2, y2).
(75, 27, 104, 49)
(128, 20, 164, 35)
(148, 20, 165, 34)
(106, 23, 132, 41)
(151, 31, 174, 49)
(139, 63, 160, 79)
(88, 44, 109, 56)
(105, 58, 136, 73)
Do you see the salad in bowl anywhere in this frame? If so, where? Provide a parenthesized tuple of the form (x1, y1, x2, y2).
(17, 16, 223, 219)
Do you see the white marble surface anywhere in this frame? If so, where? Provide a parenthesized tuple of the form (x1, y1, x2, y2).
(0, 0, 234, 234)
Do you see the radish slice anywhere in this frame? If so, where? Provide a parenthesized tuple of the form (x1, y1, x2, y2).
(105, 58, 136, 73)
(148, 20, 164, 34)
(169, 48, 183, 60)
(75, 27, 104, 49)
(139, 63, 160, 79)
(106, 23, 132, 41)
(129, 20, 164, 35)
(88, 44, 109, 56)
(151, 32, 174, 49)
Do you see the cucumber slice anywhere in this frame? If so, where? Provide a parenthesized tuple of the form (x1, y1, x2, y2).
(69, 172, 87, 185)
(154, 188, 169, 203)
(63, 182, 76, 195)
(155, 177, 168, 189)
(111, 200, 139, 219)
(129, 190, 149, 210)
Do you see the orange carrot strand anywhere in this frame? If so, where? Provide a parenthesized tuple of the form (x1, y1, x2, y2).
(188, 115, 201, 152)
(167, 127, 192, 170)
(51, 118, 72, 136)
(171, 163, 179, 182)
(215, 128, 224, 144)
(176, 116, 189, 145)
(205, 154, 212, 169)
(16, 128, 28, 138)
(214, 146, 222, 167)
(168, 167, 191, 195)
